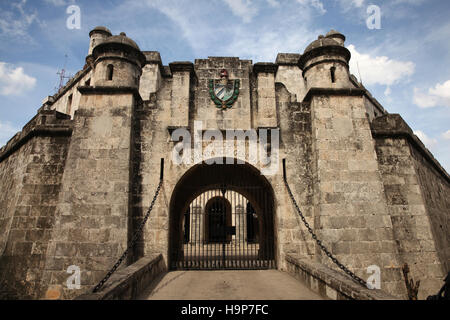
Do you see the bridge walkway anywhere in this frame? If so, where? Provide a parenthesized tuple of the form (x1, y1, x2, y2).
(139, 270, 323, 300)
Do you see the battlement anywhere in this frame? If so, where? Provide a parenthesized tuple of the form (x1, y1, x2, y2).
(0, 110, 72, 163)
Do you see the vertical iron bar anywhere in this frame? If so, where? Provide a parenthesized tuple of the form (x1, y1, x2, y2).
(222, 190, 225, 268)
(239, 193, 242, 269)
(233, 190, 236, 268)
(201, 190, 204, 269)
(194, 195, 198, 268)
(213, 189, 216, 269)
(246, 198, 249, 269)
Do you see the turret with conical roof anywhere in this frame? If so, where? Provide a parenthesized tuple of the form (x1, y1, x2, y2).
(89, 29, 146, 89)
(299, 30, 352, 89)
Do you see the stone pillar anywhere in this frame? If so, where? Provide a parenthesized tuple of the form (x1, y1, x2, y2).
(254, 63, 278, 128)
(139, 52, 163, 100)
(40, 87, 140, 299)
(169, 62, 195, 128)
(308, 89, 405, 296)
(275, 53, 306, 102)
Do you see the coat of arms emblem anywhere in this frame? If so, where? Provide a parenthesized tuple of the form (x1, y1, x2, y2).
(209, 69, 240, 109)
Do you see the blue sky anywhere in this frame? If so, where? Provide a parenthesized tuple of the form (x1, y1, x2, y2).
(0, 0, 449, 171)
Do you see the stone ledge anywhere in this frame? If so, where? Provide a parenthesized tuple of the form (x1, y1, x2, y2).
(253, 62, 279, 74)
(75, 254, 166, 300)
(303, 87, 365, 102)
(275, 53, 301, 66)
(169, 61, 195, 74)
(77, 86, 143, 103)
(285, 255, 398, 300)
(0, 110, 72, 163)
(299, 45, 350, 70)
(371, 114, 450, 184)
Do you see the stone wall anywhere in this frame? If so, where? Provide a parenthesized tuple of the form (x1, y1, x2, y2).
(39, 88, 138, 300)
(411, 147, 450, 273)
(194, 57, 252, 130)
(0, 110, 72, 299)
(276, 82, 316, 263)
(308, 90, 405, 297)
(372, 114, 448, 299)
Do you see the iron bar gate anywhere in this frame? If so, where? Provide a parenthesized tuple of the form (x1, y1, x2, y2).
(173, 187, 275, 270)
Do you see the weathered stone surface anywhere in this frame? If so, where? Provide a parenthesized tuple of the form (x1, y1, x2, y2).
(0, 27, 448, 301)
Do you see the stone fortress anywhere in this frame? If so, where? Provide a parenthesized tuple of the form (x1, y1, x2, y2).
(0, 26, 448, 300)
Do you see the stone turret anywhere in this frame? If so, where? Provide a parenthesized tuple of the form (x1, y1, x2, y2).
(88, 26, 112, 57)
(299, 30, 351, 89)
(91, 31, 146, 88)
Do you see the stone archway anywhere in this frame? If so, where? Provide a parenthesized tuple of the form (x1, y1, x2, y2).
(169, 158, 276, 270)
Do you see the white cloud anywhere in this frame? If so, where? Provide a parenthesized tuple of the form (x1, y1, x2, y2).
(0, 121, 19, 147)
(384, 87, 391, 96)
(0, 0, 39, 40)
(0, 62, 36, 96)
(348, 45, 415, 86)
(139, 0, 318, 62)
(442, 130, 450, 140)
(44, 0, 73, 6)
(414, 130, 438, 150)
(391, 0, 426, 5)
(224, 28, 315, 62)
(297, 0, 326, 14)
(337, 0, 365, 8)
(266, 0, 280, 7)
(413, 80, 450, 108)
(223, 0, 259, 23)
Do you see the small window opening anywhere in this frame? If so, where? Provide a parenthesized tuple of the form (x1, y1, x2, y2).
(330, 66, 336, 83)
(67, 94, 73, 115)
(85, 78, 91, 86)
(107, 64, 114, 81)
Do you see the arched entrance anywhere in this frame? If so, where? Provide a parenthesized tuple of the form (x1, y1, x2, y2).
(204, 197, 232, 243)
(169, 158, 276, 270)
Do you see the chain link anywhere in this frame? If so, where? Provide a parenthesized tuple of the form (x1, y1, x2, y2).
(92, 180, 163, 293)
(284, 180, 367, 287)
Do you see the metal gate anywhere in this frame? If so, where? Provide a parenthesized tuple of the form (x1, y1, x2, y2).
(173, 187, 275, 270)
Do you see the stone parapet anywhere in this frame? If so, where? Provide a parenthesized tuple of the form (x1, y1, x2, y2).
(303, 87, 365, 102)
(253, 62, 278, 74)
(75, 254, 166, 300)
(285, 255, 398, 300)
(275, 53, 301, 66)
(371, 114, 450, 183)
(169, 61, 195, 75)
(0, 110, 72, 163)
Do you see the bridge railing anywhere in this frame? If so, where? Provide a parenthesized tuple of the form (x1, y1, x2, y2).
(285, 255, 398, 300)
(75, 254, 166, 300)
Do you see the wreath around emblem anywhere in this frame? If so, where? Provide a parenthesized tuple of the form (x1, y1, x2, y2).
(209, 79, 240, 109)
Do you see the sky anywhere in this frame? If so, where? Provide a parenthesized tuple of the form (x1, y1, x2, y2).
(0, 0, 449, 171)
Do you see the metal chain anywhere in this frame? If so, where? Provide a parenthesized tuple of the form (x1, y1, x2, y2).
(284, 180, 367, 287)
(92, 180, 163, 293)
